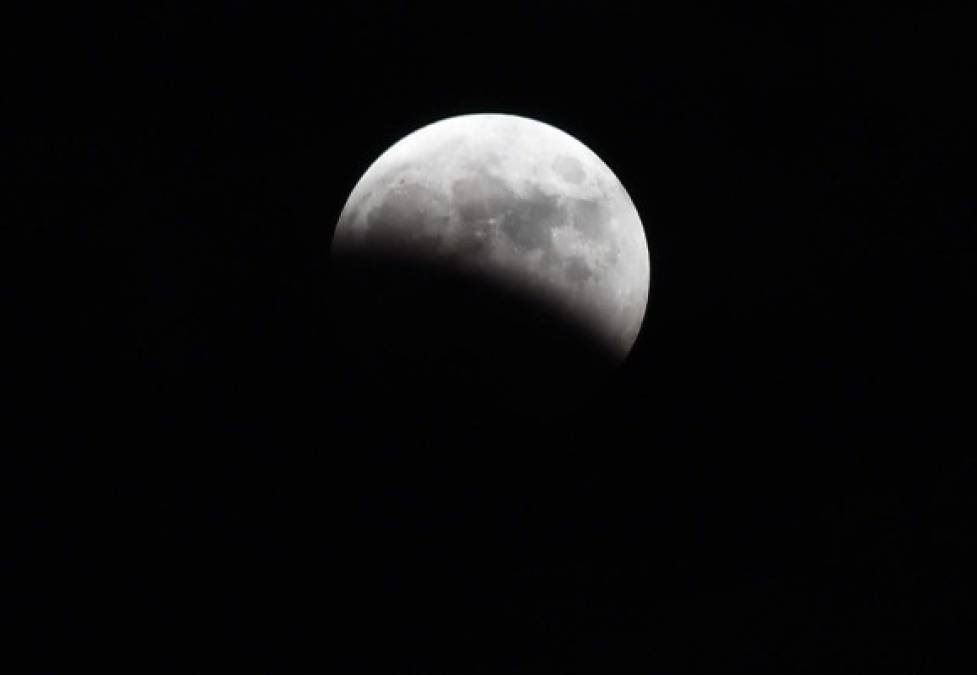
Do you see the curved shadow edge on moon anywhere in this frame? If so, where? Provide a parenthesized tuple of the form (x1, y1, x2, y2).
(328, 251, 621, 416)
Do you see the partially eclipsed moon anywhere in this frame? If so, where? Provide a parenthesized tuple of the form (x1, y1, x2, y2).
(332, 113, 651, 362)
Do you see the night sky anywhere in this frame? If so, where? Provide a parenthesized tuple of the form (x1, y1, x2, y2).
(5, 3, 976, 673)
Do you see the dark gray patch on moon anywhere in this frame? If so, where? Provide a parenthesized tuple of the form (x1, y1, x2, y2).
(452, 170, 513, 224)
(569, 197, 607, 240)
(339, 204, 360, 232)
(453, 218, 493, 262)
(565, 255, 594, 285)
(365, 182, 445, 252)
(499, 186, 562, 252)
(552, 154, 585, 184)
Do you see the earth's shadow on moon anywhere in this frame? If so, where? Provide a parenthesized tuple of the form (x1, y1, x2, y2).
(329, 251, 620, 424)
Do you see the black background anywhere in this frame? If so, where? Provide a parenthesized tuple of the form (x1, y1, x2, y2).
(4, 3, 976, 673)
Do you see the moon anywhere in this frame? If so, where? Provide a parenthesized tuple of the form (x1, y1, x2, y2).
(332, 114, 650, 366)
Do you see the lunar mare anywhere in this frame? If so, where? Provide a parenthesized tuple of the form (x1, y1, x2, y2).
(332, 114, 650, 361)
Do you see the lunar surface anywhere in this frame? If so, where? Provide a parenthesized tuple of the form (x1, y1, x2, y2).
(332, 113, 650, 363)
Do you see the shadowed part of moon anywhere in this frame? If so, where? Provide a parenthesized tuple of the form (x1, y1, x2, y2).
(329, 251, 617, 417)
